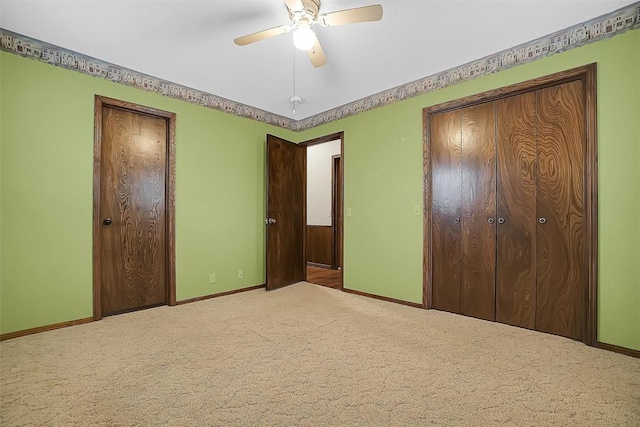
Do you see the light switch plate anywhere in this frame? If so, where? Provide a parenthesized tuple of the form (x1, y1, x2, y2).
(346, 208, 352, 217)
(414, 205, 421, 216)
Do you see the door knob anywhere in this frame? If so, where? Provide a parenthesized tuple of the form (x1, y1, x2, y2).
(454, 218, 460, 223)
(539, 217, 547, 224)
(498, 218, 505, 224)
(268, 218, 277, 224)
(103, 218, 112, 226)
(488, 218, 495, 224)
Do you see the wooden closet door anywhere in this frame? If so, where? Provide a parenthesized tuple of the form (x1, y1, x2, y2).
(495, 92, 537, 329)
(460, 103, 496, 321)
(431, 110, 462, 313)
(100, 106, 168, 315)
(536, 81, 585, 341)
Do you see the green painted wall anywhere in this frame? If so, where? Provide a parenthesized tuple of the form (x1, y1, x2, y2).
(297, 30, 640, 351)
(1, 30, 638, 351)
(0, 51, 4, 315)
(0, 51, 296, 334)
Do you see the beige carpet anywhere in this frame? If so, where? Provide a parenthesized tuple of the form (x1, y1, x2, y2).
(1, 282, 639, 426)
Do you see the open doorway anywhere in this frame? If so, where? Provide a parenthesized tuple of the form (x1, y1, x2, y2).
(264, 132, 343, 291)
(304, 133, 343, 289)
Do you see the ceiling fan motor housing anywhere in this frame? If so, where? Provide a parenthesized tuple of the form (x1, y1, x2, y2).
(235, 0, 383, 68)
(290, 0, 321, 21)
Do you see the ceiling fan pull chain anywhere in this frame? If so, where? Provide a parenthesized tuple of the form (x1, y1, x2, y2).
(292, 46, 297, 114)
(290, 46, 303, 114)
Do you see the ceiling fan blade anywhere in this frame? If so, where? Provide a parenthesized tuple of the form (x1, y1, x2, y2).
(308, 38, 327, 68)
(319, 4, 383, 27)
(284, 0, 304, 13)
(234, 25, 291, 46)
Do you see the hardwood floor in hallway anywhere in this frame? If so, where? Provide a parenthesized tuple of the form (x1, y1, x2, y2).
(306, 265, 341, 289)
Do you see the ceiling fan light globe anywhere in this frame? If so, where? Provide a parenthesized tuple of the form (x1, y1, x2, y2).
(293, 26, 317, 50)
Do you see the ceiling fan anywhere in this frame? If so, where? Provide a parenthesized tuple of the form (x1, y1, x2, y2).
(233, 0, 383, 68)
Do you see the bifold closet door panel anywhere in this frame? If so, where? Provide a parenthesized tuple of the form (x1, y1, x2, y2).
(495, 92, 537, 329)
(461, 103, 496, 321)
(536, 81, 585, 341)
(431, 110, 462, 314)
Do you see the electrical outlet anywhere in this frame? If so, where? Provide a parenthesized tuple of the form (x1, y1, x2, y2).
(209, 273, 216, 284)
(238, 269, 244, 279)
(414, 204, 421, 216)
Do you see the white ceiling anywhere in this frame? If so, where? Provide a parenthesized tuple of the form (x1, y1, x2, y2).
(0, 0, 635, 120)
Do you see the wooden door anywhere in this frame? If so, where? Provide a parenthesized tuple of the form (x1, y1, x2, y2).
(431, 110, 462, 313)
(535, 81, 585, 341)
(266, 134, 306, 290)
(99, 104, 168, 315)
(495, 92, 538, 329)
(460, 103, 496, 321)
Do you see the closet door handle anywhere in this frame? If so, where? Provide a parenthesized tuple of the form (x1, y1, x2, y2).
(487, 218, 495, 224)
(497, 218, 505, 224)
(454, 218, 460, 224)
(539, 217, 547, 224)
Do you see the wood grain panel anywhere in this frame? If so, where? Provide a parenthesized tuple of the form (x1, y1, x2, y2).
(536, 81, 585, 341)
(306, 225, 332, 266)
(460, 102, 496, 321)
(266, 135, 306, 290)
(495, 92, 537, 329)
(306, 265, 341, 288)
(100, 106, 167, 315)
(419, 65, 596, 119)
(583, 64, 598, 346)
(423, 108, 432, 309)
(431, 110, 462, 314)
(423, 64, 598, 345)
(332, 155, 342, 269)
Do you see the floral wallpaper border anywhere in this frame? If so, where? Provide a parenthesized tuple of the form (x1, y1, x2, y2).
(1, 2, 639, 132)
